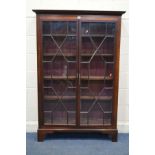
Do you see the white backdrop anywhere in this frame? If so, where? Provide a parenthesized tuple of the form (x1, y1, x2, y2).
(26, 0, 129, 132)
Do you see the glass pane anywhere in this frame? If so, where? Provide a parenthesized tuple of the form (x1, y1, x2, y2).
(42, 21, 77, 35)
(81, 37, 95, 55)
(80, 21, 115, 126)
(107, 23, 115, 35)
(43, 22, 51, 34)
(42, 21, 77, 125)
(43, 36, 57, 54)
(52, 22, 67, 34)
(81, 22, 115, 35)
(43, 36, 77, 56)
(89, 23, 106, 34)
(98, 38, 115, 54)
(61, 36, 77, 55)
(68, 22, 76, 34)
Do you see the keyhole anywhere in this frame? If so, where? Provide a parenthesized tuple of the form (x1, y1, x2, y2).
(77, 16, 81, 19)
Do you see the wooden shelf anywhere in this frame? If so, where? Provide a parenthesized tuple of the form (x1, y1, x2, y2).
(80, 111, 112, 114)
(81, 34, 114, 37)
(43, 53, 77, 57)
(44, 95, 112, 100)
(42, 34, 76, 37)
(81, 76, 113, 80)
(44, 75, 76, 80)
(44, 96, 76, 100)
(81, 96, 112, 100)
(44, 86, 76, 89)
(44, 86, 113, 90)
(43, 53, 113, 57)
(81, 53, 113, 57)
(44, 75, 113, 80)
(104, 87, 113, 90)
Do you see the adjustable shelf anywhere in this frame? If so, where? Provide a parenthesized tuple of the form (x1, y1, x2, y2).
(81, 34, 114, 38)
(43, 53, 77, 57)
(80, 76, 113, 80)
(44, 95, 76, 100)
(42, 34, 76, 37)
(44, 75, 76, 80)
(81, 53, 114, 57)
(44, 95, 112, 100)
(43, 53, 114, 57)
(43, 75, 113, 80)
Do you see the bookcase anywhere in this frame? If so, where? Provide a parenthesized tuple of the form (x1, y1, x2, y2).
(33, 10, 125, 142)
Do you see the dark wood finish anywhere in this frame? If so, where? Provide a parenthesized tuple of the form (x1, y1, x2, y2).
(77, 18, 80, 127)
(36, 15, 44, 128)
(33, 10, 125, 142)
(112, 17, 121, 130)
(44, 95, 112, 100)
(33, 10, 125, 16)
(37, 129, 47, 142)
(111, 130, 118, 142)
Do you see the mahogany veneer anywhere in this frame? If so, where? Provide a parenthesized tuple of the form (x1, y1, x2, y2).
(33, 10, 125, 142)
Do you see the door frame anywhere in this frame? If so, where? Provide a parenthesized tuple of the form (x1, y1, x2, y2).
(37, 14, 121, 129)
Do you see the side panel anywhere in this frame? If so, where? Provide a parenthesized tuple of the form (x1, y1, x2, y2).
(112, 17, 121, 128)
(37, 15, 44, 128)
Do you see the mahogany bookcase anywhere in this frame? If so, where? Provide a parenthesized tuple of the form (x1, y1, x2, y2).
(33, 10, 125, 142)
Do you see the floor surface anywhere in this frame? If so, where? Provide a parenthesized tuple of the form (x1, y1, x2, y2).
(26, 132, 129, 155)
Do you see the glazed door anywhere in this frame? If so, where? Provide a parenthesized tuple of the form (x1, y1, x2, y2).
(41, 18, 116, 127)
(42, 20, 78, 126)
(79, 20, 116, 126)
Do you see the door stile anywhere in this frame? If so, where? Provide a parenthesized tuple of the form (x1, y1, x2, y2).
(76, 17, 81, 127)
(76, 18, 80, 127)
